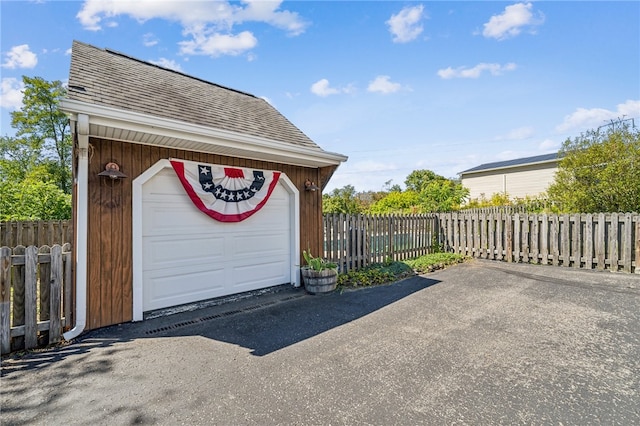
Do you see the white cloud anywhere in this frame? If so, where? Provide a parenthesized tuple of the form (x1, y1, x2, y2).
(149, 58, 183, 72)
(311, 79, 339, 97)
(327, 160, 401, 192)
(179, 31, 257, 57)
(482, 2, 544, 40)
(310, 79, 355, 97)
(76, 0, 308, 57)
(1, 78, 24, 109)
(367, 75, 402, 94)
(387, 5, 425, 43)
(538, 139, 560, 151)
(236, 0, 308, 36)
(504, 126, 534, 140)
(143, 33, 158, 47)
(437, 62, 517, 79)
(556, 100, 640, 132)
(2, 44, 38, 69)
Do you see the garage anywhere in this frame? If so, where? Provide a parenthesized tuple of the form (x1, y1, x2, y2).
(132, 159, 300, 319)
(60, 41, 347, 334)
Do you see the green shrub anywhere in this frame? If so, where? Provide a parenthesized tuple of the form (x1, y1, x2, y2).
(336, 252, 467, 289)
(403, 252, 467, 274)
(337, 262, 414, 288)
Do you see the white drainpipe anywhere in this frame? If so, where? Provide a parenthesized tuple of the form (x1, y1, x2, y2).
(64, 114, 89, 341)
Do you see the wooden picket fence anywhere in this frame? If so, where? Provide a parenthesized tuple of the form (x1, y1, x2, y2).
(0, 220, 73, 247)
(323, 214, 439, 272)
(438, 212, 639, 273)
(1, 244, 73, 355)
(324, 212, 639, 274)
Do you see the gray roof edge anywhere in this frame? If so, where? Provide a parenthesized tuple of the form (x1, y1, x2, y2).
(460, 152, 561, 175)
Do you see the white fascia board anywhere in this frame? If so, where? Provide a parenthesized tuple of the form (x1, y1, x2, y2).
(60, 98, 348, 168)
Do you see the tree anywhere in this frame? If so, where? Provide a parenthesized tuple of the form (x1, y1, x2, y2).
(547, 122, 640, 212)
(322, 185, 363, 214)
(0, 135, 41, 181)
(0, 165, 71, 220)
(1, 76, 72, 219)
(404, 169, 443, 192)
(404, 169, 469, 212)
(419, 179, 468, 212)
(9, 76, 72, 194)
(369, 190, 422, 214)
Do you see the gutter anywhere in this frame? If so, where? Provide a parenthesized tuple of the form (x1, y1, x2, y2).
(63, 114, 89, 341)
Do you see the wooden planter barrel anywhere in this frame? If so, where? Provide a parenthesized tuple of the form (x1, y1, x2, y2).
(301, 267, 338, 294)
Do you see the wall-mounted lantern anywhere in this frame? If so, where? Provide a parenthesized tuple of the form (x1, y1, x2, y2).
(304, 179, 319, 192)
(98, 162, 127, 180)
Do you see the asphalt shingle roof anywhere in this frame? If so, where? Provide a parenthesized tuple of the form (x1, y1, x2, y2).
(66, 41, 321, 150)
(460, 152, 560, 174)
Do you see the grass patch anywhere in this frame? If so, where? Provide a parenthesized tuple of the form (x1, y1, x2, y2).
(337, 252, 467, 289)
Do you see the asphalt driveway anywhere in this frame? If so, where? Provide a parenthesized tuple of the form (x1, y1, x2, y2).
(2, 259, 639, 425)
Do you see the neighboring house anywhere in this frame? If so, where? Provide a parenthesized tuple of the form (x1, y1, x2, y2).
(60, 41, 347, 336)
(460, 152, 560, 201)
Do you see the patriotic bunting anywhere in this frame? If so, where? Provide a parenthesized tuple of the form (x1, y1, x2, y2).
(170, 159, 281, 222)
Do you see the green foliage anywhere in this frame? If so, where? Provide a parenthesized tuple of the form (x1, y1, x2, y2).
(369, 190, 422, 214)
(9, 76, 72, 194)
(337, 261, 414, 288)
(368, 170, 468, 214)
(464, 193, 558, 213)
(0, 166, 71, 220)
(336, 253, 467, 289)
(547, 122, 640, 212)
(404, 169, 444, 192)
(402, 253, 467, 274)
(418, 178, 468, 212)
(1, 76, 72, 219)
(302, 250, 337, 271)
(322, 185, 363, 214)
(0, 135, 41, 181)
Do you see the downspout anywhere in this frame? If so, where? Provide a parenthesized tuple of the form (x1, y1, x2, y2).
(64, 114, 89, 341)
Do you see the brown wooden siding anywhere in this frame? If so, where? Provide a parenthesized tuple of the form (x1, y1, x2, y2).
(81, 138, 334, 330)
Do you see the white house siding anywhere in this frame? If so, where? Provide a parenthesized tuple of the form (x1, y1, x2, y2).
(462, 163, 558, 200)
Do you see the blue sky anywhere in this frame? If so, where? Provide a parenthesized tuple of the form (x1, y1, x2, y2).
(1, 1, 639, 192)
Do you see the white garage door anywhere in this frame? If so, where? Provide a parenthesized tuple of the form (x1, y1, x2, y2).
(141, 167, 292, 312)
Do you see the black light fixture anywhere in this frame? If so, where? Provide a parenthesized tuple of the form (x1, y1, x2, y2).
(304, 179, 319, 192)
(98, 162, 127, 180)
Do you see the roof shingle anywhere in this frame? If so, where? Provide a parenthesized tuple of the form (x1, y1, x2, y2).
(67, 41, 321, 150)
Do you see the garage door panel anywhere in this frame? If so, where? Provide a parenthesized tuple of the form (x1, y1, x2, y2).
(145, 269, 227, 311)
(232, 260, 289, 290)
(143, 235, 225, 270)
(143, 203, 218, 236)
(142, 165, 293, 313)
(232, 232, 289, 256)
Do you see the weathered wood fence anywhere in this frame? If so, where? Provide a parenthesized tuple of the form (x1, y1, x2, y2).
(324, 213, 639, 274)
(0, 220, 73, 247)
(439, 212, 639, 273)
(323, 214, 439, 272)
(1, 244, 73, 355)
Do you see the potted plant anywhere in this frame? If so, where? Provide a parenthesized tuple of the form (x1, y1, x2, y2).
(301, 249, 338, 294)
